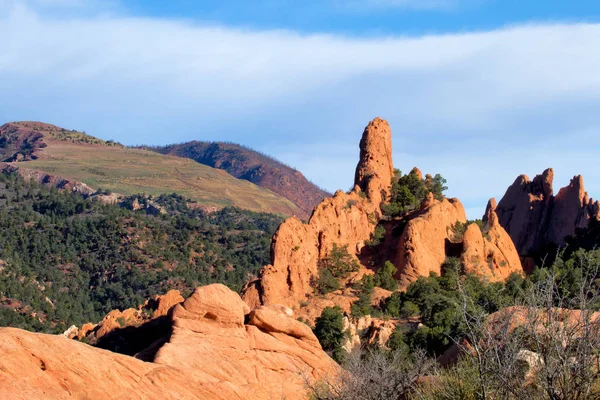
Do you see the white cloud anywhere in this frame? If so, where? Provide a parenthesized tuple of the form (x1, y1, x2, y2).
(1, 3, 600, 219)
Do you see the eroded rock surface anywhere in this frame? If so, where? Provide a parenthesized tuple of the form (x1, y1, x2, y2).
(244, 118, 523, 318)
(461, 199, 523, 281)
(0, 284, 338, 400)
(242, 118, 394, 309)
(496, 169, 600, 256)
(395, 195, 467, 288)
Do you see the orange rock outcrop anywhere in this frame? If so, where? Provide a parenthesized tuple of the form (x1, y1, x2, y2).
(343, 315, 400, 351)
(73, 289, 184, 346)
(396, 196, 522, 288)
(461, 199, 523, 280)
(0, 284, 338, 400)
(395, 195, 467, 288)
(242, 118, 394, 309)
(496, 169, 600, 256)
(244, 117, 523, 317)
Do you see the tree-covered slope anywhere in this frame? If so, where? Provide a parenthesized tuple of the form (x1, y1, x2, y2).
(0, 171, 282, 333)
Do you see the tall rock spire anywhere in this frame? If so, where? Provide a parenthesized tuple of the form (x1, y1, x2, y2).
(242, 118, 393, 310)
(354, 117, 394, 206)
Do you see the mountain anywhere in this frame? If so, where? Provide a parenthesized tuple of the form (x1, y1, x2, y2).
(0, 122, 303, 216)
(150, 141, 331, 219)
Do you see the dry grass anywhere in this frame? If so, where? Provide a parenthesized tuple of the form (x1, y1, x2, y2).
(23, 138, 302, 216)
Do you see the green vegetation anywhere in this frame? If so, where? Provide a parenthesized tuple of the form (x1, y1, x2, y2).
(366, 225, 386, 247)
(374, 260, 398, 291)
(315, 269, 340, 295)
(310, 247, 600, 399)
(314, 306, 346, 363)
(0, 172, 281, 333)
(382, 169, 447, 218)
(320, 244, 360, 279)
(350, 275, 375, 317)
(314, 244, 360, 295)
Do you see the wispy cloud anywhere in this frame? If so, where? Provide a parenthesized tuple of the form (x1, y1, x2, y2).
(2, 3, 599, 219)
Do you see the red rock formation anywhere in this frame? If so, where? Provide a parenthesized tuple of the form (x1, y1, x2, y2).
(0, 284, 338, 400)
(242, 117, 394, 309)
(394, 192, 521, 288)
(395, 196, 467, 289)
(354, 118, 394, 206)
(77, 289, 184, 345)
(343, 315, 400, 351)
(244, 117, 523, 317)
(496, 169, 600, 256)
(547, 175, 597, 245)
(462, 199, 523, 281)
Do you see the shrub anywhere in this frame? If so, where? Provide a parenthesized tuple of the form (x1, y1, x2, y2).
(449, 221, 468, 241)
(374, 261, 398, 291)
(383, 292, 403, 317)
(387, 326, 409, 354)
(366, 225, 386, 247)
(305, 347, 433, 400)
(399, 301, 419, 319)
(351, 275, 374, 317)
(382, 169, 448, 218)
(320, 244, 360, 279)
(314, 306, 346, 363)
(316, 268, 340, 295)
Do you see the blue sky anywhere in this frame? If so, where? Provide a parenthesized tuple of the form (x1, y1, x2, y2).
(121, 0, 600, 35)
(2, 0, 600, 218)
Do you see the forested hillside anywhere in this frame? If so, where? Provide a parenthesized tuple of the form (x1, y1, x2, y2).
(0, 172, 281, 333)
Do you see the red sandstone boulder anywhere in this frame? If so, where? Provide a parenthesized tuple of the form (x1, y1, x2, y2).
(0, 284, 338, 400)
(79, 289, 185, 345)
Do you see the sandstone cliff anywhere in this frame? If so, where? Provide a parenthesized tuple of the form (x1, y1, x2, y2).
(495, 168, 600, 257)
(395, 195, 522, 289)
(242, 118, 394, 309)
(395, 194, 467, 288)
(0, 284, 338, 400)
